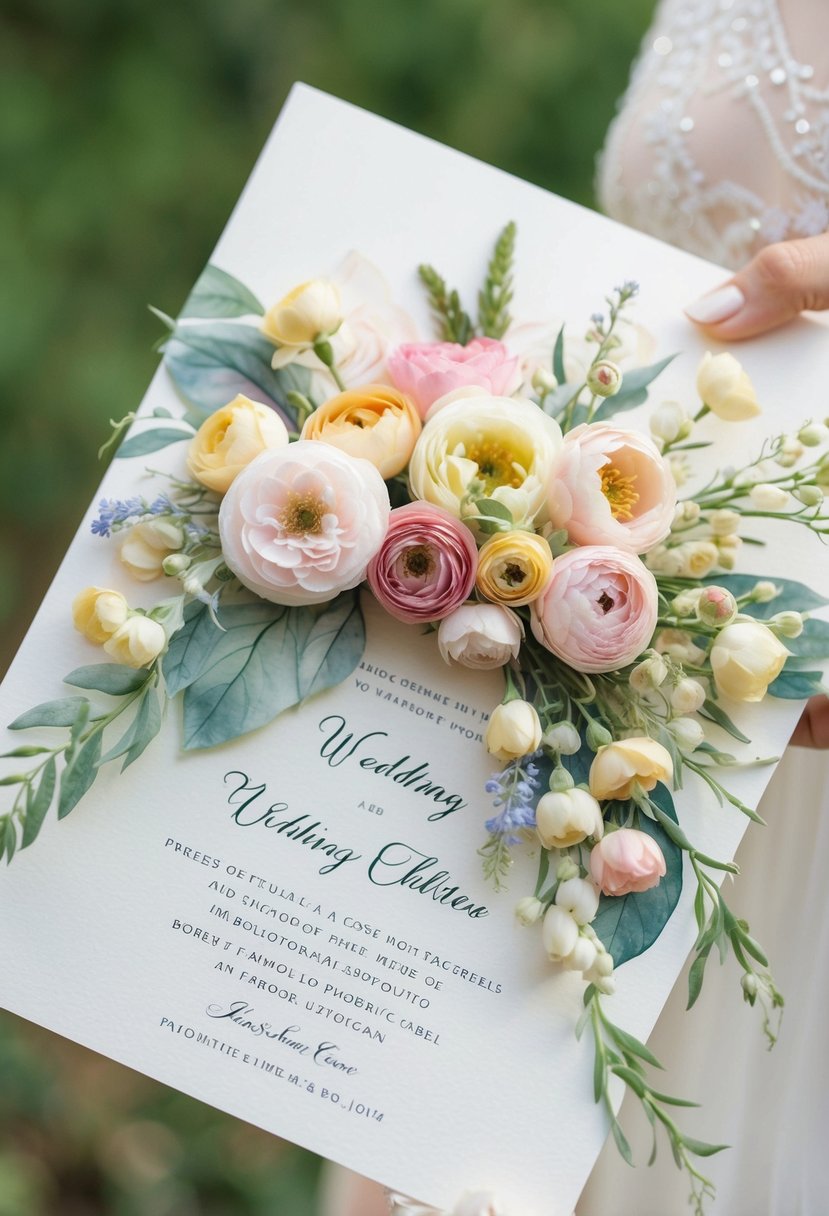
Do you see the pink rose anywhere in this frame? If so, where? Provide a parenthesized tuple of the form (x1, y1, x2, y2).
(530, 545, 658, 673)
(218, 440, 390, 606)
(589, 829, 667, 896)
(549, 423, 676, 554)
(387, 338, 520, 419)
(366, 503, 478, 623)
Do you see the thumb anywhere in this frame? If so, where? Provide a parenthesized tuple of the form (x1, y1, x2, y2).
(684, 233, 829, 340)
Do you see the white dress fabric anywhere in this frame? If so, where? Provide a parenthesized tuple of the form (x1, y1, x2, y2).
(580, 2, 829, 1212)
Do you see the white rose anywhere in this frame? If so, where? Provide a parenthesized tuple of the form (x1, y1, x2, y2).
(542, 904, 579, 962)
(437, 603, 523, 670)
(120, 519, 185, 582)
(697, 351, 761, 421)
(555, 876, 600, 926)
(536, 788, 604, 850)
(484, 700, 542, 762)
(103, 615, 166, 668)
(710, 620, 789, 702)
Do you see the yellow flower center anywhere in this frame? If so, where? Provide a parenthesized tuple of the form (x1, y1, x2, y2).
(466, 439, 524, 493)
(281, 492, 325, 535)
(600, 463, 639, 521)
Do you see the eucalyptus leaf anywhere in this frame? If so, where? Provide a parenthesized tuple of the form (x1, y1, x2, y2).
(162, 322, 311, 429)
(162, 601, 215, 696)
(698, 699, 751, 744)
(4, 817, 16, 864)
(785, 618, 829, 661)
(474, 497, 513, 523)
(552, 324, 566, 385)
(705, 573, 829, 617)
(768, 669, 826, 699)
(116, 428, 193, 459)
(180, 264, 264, 319)
(9, 697, 90, 731)
(592, 354, 676, 422)
(57, 732, 102, 820)
(592, 784, 683, 967)
(100, 688, 162, 769)
(180, 592, 365, 750)
(21, 757, 56, 849)
(64, 664, 149, 696)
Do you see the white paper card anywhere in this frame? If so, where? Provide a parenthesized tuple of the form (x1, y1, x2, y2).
(1, 86, 828, 1215)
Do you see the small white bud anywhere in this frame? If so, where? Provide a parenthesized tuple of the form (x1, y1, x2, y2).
(630, 652, 669, 693)
(775, 436, 804, 468)
(668, 455, 689, 487)
(752, 580, 779, 604)
(586, 359, 622, 397)
(797, 422, 827, 447)
(670, 678, 706, 714)
(672, 500, 701, 530)
(555, 876, 600, 926)
(162, 553, 191, 576)
(741, 972, 758, 1003)
(794, 485, 824, 507)
(563, 936, 598, 973)
(532, 367, 559, 395)
(556, 856, 580, 883)
(769, 610, 805, 639)
(708, 509, 741, 537)
(671, 588, 703, 617)
(749, 483, 792, 512)
(515, 896, 545, 926)
(669, 717, 705, 753)
(650, 401, 691, 444)
(542, 721, 582, 756)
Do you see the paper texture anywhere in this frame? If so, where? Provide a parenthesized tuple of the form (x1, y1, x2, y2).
(1, 85, 828, 1215)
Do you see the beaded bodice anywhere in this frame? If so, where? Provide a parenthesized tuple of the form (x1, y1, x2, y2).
(597, 0, 829, 268)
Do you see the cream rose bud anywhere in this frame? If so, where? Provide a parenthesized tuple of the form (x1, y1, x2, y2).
(120, 520, 185, 582)
(749, 483, 791, 512)
(103, 615, 166, 669)
(669, 717, 705, 753)
(554, 875, 600, 926)
(696, 351, 761, 421)
(709, 508, 740, 537)
(187, 395, 289, 493)
(670, 678, 706, 715)
(72, 587, 129, 644)
(676, 540, 719, 579)
(262, 279, 341, 362)
(710, 620, 789, 702)
(484, 700, 542, 762)
(542, 904, 579, 962)
(536, 788, 604, 850)
(589, 737, 673, 801)
(437, 603, 523, 670)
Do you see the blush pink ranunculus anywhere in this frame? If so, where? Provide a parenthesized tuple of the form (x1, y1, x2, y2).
(589, 829, 667, 896)
(218, 440, 390, 606)
(387, 338, 520, 419)
(530, 545, 658, 673)
(548, 423, 676, 555)
(366, 503, 478, 624)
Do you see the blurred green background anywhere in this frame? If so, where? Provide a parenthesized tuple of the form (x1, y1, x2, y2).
(1, 0, 656, 1211)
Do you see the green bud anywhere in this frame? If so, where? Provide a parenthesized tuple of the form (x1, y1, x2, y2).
(752, 580, 779, 604)
(586, 359, 623, 398)
(162, 553, 191, 577)
(586, 720, 613, 751)
(556, 857, 579, 882)
(549, 764, 575, 793)
(794, 484, 824, 507)
(741, 972, 758, 1004)
(769, 610, 805, 639)
(313, 339, 335, 368)
(798, 422, 827, 447)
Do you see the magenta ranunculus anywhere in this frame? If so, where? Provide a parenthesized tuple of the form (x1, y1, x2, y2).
(589, 829, 666, 896)
(366, 503, 478, 623)
(530, 545, 658, 673)
(387, 337, 520, 419)
(218, 440, 390, 606)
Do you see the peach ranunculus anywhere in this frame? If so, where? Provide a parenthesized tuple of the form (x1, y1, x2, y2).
(548, 423, 676, 555)
(475, 530, 554, 606)
(588, 737, 674, 802)
(218, 441, 390, 606)
(408, 393, 562, 533)
(301, 384, 421, 479)
(387, 337, 520, 419)
(366, 503, 477, 624)
(187, 395, 290, 494)
(589, 829, 667, 896)
(530, 545, 659, 674)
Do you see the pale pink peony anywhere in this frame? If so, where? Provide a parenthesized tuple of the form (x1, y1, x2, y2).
(387, 338, 520, 419)
(218, 441, 390, 606)
(548, 423, 676, 554)
(366, 503, 477, 624)
(530, 545, 658, 673)
(589, 829, 666, 896)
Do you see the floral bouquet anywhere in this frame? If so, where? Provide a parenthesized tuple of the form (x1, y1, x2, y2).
(3, 223, 828, 1213)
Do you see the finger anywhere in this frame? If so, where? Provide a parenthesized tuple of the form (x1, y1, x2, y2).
(789, 696, 829, 749)
(684, 234, 829, 340)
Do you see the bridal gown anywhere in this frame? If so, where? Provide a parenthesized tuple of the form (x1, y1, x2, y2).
(579, 2, 829, 1214)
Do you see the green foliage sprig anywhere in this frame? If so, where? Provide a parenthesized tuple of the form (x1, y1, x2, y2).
(477, 220, 515, 339)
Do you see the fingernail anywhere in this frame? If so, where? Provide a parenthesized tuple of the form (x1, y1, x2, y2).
(684, 284, 746, 324)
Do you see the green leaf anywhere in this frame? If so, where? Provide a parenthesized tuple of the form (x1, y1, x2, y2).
(57, 733, 102, 819)
(180, 592, 365, 750)
(162, 601, 215, 696)
(592, 354, 676, 422)
(768, 669, 826, 699)
(180, 264, 264, 319)
(9, 697, 90, 731)
(705, 573, 829, 617)
(162, 322, 311, 429)
(609, 1119, 634, 1166)
(116, 427, 193, 459)
(100, 689, 162, 770)
(4, 817, 16, 864)
(680, 1136, 729, 1158)
(607, 1023, 664, 1070)
(552, 324, 566, 385)
(698, 698, 751, 744)
(474, 497, 514, 523)
(687, 947, 710, 1009)
(592, 784, 683, 967)
(21, 757, 56, 849)
(64, 664, 149, 696)
(785, 618, 829, 661)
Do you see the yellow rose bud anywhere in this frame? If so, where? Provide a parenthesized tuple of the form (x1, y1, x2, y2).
(588, 737, 673, 801)
(103, 615, 166, 669)
(484, 700, 542, 762)
(120, 519, 185, 582)
(300, 384, 421, 479)
(187, 395, 289, 494)
(476, 531, 553, 607)
(696, 351, 761, 421)
(72, 586, 129, 644)
(710, 620, 789, 702)
(262, 279, 342, 366)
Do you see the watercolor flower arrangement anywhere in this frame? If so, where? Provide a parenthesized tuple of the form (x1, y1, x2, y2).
(3, 224, 829, 1213)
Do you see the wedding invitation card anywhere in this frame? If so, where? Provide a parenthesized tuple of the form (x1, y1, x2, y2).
(1, 85, 828, 1215)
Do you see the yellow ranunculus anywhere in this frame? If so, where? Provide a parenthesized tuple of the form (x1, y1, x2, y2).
(710, 620, 789, 702)
(696, 352, 761, 421)
(484, 699, 542, 762)
(300, 384, 421, 479)
(72, 586, 129, 644)
(103, 615, 167, 669)
(262, 279, 342, 368)
(120, 519, 185, 582)
(475, 530, 553, 606)
(187, 394, 289, 494)
(588, 737, 673, 801)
